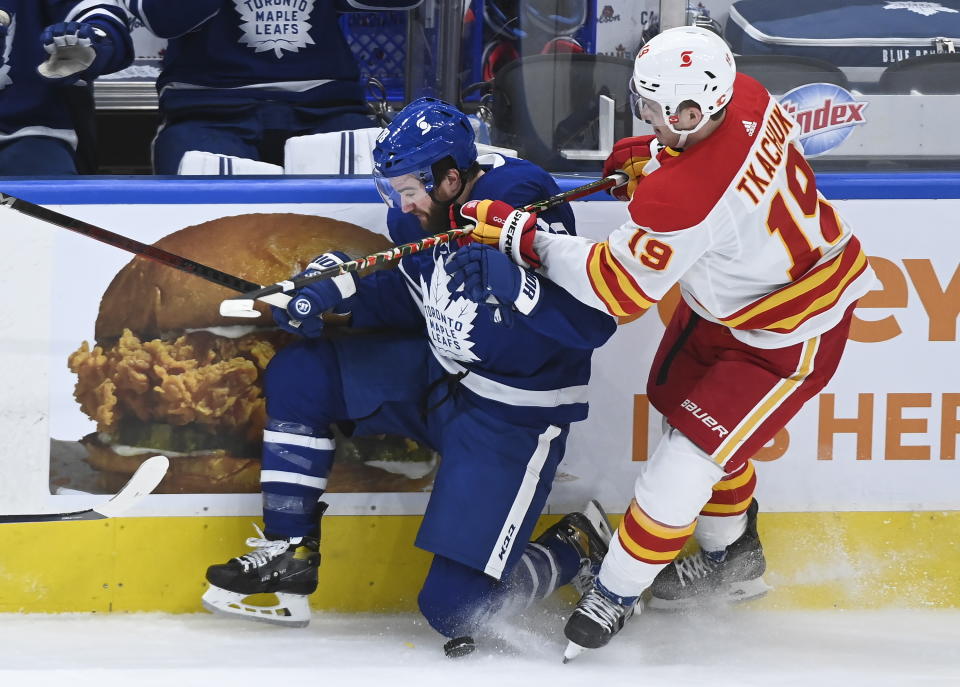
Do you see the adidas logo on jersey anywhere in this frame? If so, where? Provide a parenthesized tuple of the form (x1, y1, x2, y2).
(742, 120, 758, 137)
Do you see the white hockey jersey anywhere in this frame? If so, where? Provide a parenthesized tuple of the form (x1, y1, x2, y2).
(535, 73, 875, 349)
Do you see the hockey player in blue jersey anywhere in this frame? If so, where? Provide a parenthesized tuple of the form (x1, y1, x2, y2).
(0, 1, 132, 174)
(202, 97, 619, 655)
(124, 1, 421, 174)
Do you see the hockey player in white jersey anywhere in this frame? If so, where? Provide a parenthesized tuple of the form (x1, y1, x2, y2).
(455, 26, 876, 660)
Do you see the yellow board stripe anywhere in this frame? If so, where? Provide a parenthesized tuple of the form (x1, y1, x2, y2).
(713, 337, 819, 465)
(3, 512, 960, 612)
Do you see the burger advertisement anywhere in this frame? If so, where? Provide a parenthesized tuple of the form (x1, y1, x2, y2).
(49, 212, 439, 498)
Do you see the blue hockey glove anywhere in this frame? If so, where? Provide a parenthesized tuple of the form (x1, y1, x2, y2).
(37, 21, 117, 84)
(445, 244, 541, 316)
(272, 252, 358, 338)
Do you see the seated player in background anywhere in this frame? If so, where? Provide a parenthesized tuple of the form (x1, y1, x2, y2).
(124, 0, 421, 174)
(453, 26, 876, 660)
(0, 1, 132, 174)
(202, 97, 619, 657)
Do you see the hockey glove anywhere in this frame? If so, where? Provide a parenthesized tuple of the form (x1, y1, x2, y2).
(272, 252, 358, 338)
(460, 199, 541, 269)
(37, 21, 118, 84)
(445, 244, 541, 316)
(602, 135, 657, 201)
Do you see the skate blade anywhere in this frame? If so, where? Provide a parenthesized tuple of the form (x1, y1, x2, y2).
(201, 585, 312, 627)
(562, 641, 587, 663)
(581, 499, 614, 546)
(646, 576, 773, 611)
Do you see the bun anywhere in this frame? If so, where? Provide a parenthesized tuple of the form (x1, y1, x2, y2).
(95, 213, 392, 340)
(81, 433, 437, 494)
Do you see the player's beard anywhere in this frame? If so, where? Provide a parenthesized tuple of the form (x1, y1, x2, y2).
(420, 199, 452, 234)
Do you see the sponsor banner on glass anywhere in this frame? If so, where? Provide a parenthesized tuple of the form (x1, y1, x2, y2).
(779, 83, 869, 157)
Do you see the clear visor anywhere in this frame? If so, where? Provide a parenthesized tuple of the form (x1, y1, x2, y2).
(628, 77, 643, 120)
(629, 78, 682, 131)
(373, 169, 433, 210)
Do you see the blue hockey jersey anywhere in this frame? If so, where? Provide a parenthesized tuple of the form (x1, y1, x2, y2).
(125, 0, 420, 113)
(0, 1, 131, 145)
(349, 155, 618, 426)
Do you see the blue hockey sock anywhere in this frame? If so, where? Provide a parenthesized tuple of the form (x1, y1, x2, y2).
(535, 532, 585, 588)
(260, 419, 334, 538)
(504, 539, 581, 605)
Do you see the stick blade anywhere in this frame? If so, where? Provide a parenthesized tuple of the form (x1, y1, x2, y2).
(93, 455, 169, 518)
(219, 299, 260, 318)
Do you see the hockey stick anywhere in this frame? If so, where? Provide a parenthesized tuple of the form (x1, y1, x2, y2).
(219, 171, 628, 317)
(0, 193, 293, 309)
(0, 455, 169, 524)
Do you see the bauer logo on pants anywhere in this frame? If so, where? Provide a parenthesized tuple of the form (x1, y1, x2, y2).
(779, 83, 869, 157)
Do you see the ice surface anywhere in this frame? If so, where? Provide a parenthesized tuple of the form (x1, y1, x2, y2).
(0, 606, 957, 687)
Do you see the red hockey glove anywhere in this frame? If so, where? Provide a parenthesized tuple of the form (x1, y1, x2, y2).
(460, 199, 541, 269)
(602, 135, 657, 201)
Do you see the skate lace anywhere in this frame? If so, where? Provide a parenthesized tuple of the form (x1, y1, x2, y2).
(235, 524, 291, 573)
(674, 551, 717, 586)
(577, 589, 625, 631)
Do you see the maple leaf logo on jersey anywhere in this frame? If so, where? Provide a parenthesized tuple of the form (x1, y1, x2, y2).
(422, 254, 480, 363)
(883, 1, 958, 16)
(235, 0, 316, 58)
(742, 120, 757, 137)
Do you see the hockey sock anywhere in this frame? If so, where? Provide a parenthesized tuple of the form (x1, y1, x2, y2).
(419, 544, 580, 639)
(531, 534, 584, 589)
(700, 460, 756, 517)
(696, 460, 756, 552)
(596, 499, 696, 598)
(260, 419, 334, 538)
(504, 540, 581, 605)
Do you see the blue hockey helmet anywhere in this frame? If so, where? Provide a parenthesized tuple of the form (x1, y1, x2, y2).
(372, 97, 478, 209)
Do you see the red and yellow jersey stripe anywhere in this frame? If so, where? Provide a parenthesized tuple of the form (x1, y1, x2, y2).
(717, 236, 869, 334)
(586, 240, 657, 318)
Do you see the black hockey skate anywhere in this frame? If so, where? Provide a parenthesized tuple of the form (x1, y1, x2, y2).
(535, 499, 614, 595)
(202, 503, 327, 627)
(647, 499, 770, 610)
(563, 581, 638, 662)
